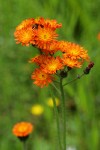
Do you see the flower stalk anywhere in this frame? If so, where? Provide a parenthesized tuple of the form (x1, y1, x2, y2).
(23, 141, 27, 150)
(52, 95, 62, 150)
(60, 78, 66, 150)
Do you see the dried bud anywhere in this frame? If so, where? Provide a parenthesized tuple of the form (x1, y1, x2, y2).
(84, 62, 94, 75)
(88, 62, 94, 69)
(83, 67, 90, 74)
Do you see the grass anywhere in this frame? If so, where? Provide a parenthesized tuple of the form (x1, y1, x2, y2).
(0, 0, 100, 150)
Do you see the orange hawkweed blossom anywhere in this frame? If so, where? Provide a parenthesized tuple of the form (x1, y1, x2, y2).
(42, 41, 60, 54)
(34, 26, 58, 49)
(31, 68, 53, 88)
(61, 42, 89, 60)
(59, 41, 90, 68)
(41, 56, 63, 74)
(14, 27, 35, 46)
(33, 17, 62, 30)
(43, 19, 62, 29)
(14, 17, 91, 87)
(15, 18, 35, 31)
(29, 55, 48, 65)
(12, 122, 33, 137)
(62, 57, 82, 68)
(29, 55, 58, 67)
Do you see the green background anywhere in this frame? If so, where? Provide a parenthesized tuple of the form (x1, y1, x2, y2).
(0, 0, 100, 150)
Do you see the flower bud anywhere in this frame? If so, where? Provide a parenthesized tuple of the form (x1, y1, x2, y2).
(60, 70, 68, 78)
(88, 62, 94, 69)
(84, 62, 94, 75)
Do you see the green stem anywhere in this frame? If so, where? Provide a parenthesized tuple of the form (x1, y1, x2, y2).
(23, 141, 27, 150)
(60, 78, 66, 150)
(52, 96, 62, 150)
(50, 82, 61, 95)
(63, 73, 84, 86)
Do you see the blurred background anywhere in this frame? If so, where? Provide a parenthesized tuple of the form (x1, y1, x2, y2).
(0, 0, 100, 150)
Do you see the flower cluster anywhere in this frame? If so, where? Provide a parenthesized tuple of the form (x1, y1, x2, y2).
(14, 17, 90, 87)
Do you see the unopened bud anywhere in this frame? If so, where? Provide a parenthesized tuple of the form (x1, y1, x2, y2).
(60, 70, 68, 78)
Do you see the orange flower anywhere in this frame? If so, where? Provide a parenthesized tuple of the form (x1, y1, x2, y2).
(15, 18, 35, 31)
(34, 26, 58, 49)
(29, 55, 40, 64)
(62, 42, 90, 61)
(12, 122, 33, 137)
(41, 56, 63, 74)
(14, 27, 35, 46)
(29, 55, 51, 65)
(43, 19, 62, 29)
(62, 57, 82, 68)
(31, 68, 53, 87)
(57, 40, 69, 51)
(58, 41, 89, 61)
(42, 41, 59, 54)
(33, 17, 62, 30)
